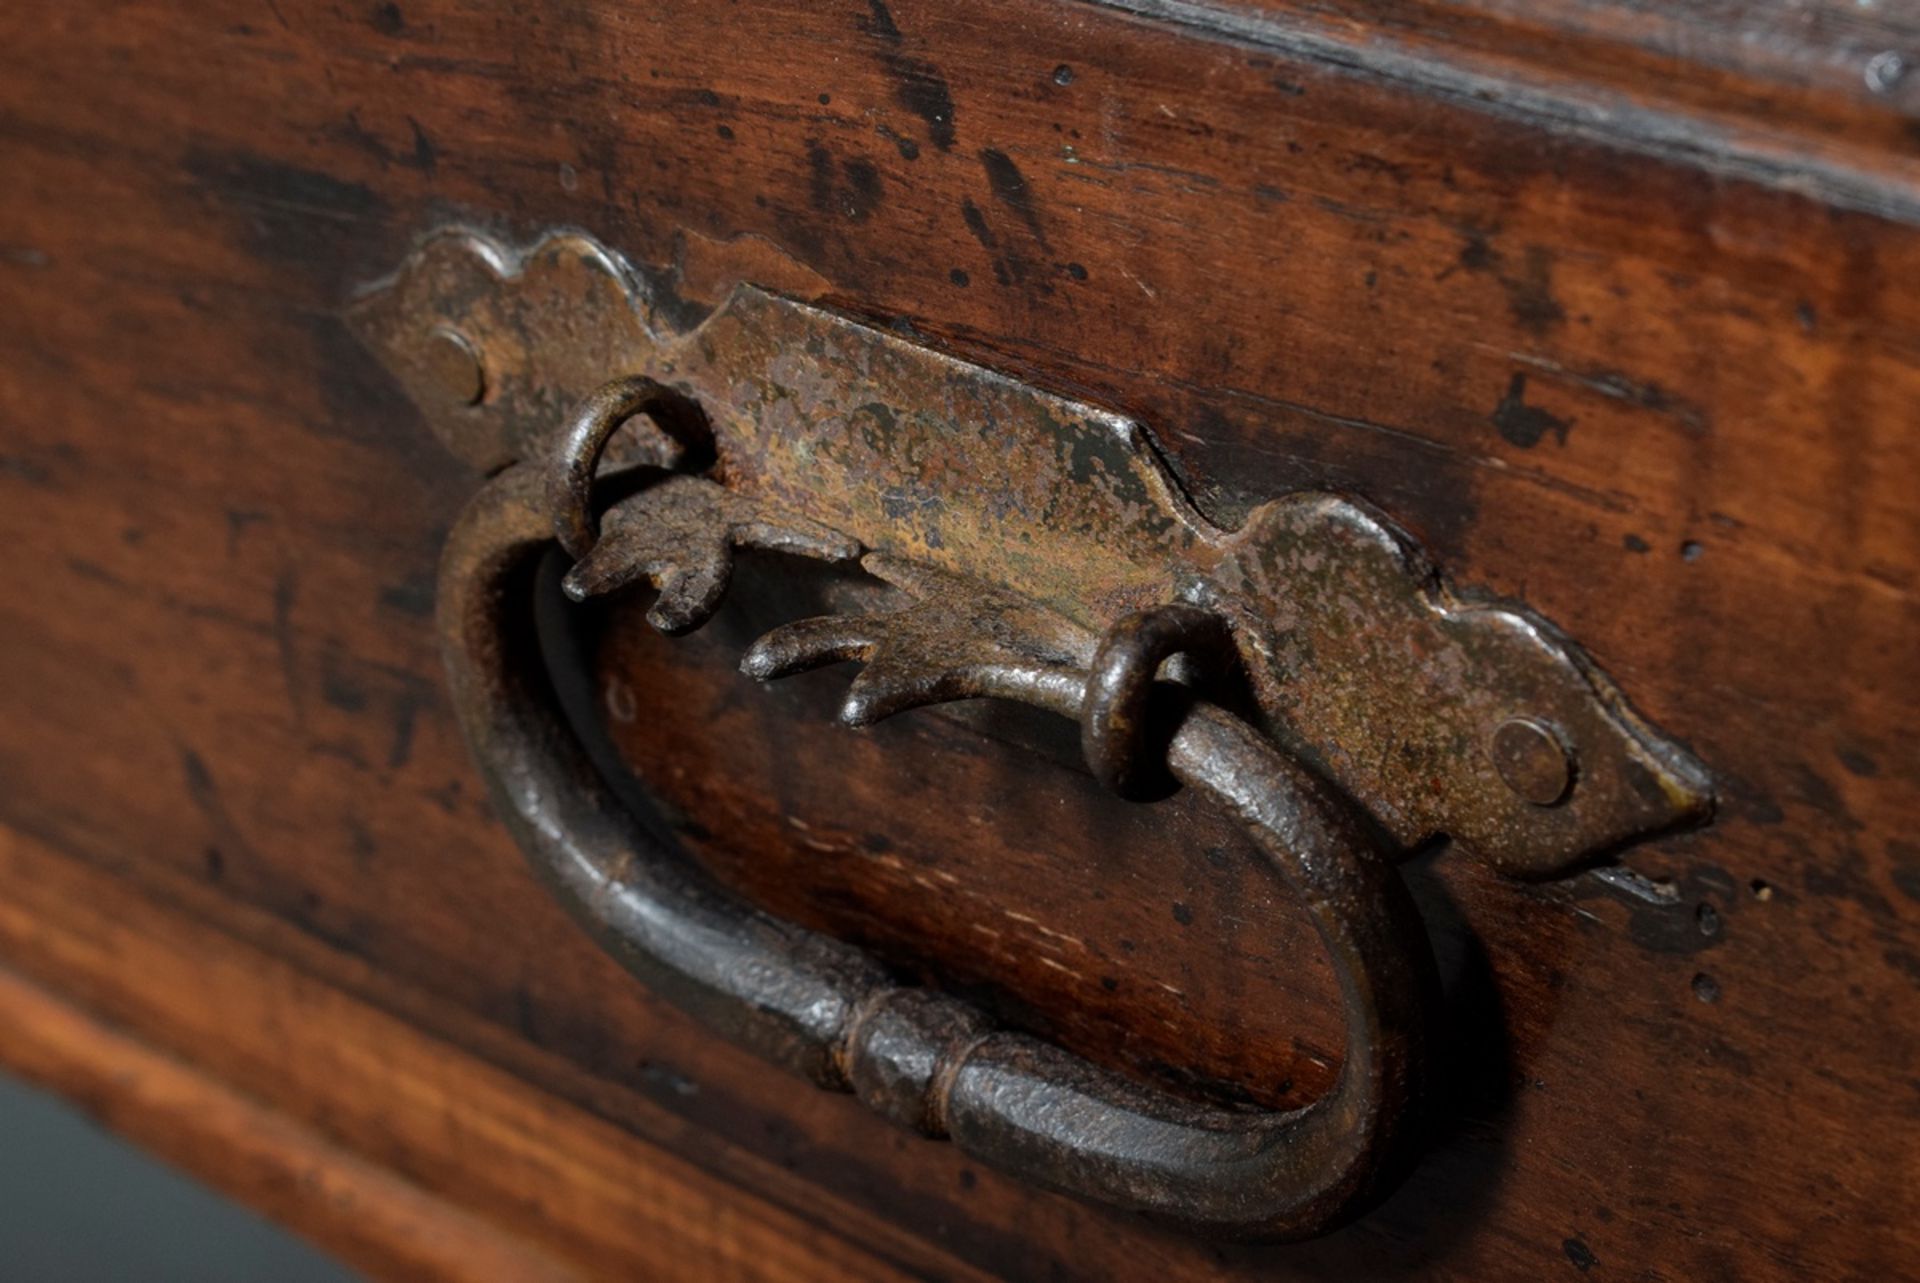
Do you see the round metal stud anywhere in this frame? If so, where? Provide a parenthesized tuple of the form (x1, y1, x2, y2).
(424, 327, 486, 406)
(1490, 716, 1573, 807)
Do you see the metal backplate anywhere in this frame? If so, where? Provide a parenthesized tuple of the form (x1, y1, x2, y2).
(351, 228, 1712, 878)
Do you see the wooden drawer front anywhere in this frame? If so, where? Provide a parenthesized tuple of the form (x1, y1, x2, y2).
(0, 0, 1916, 1278)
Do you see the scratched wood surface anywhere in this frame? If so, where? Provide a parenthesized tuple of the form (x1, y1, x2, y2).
(0, 0, 1916, 1280)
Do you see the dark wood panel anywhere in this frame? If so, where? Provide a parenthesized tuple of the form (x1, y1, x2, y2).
(590, 565, 1352, 1115)
(0, 0, 1915, 1279)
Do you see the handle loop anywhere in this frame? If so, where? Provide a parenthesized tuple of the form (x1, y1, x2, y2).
(438, 465, 1435, 1240)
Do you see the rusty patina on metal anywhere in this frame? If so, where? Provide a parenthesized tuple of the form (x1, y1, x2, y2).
(352, 227, 1712, 880)
(437, 466, 1431, 1240)
(349, 230, 668, 472)
(354, 226, 1715, 1242)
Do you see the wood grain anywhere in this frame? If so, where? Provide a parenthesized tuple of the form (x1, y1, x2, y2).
(0, 822, 947, 1283)
(588, 560, 1351, 1115)
(1107, 0, 1920, 219)
(0, 0, 1916, 1278)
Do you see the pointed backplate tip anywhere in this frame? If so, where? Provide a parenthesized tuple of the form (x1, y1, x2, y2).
(1206, 492, 1716, 879)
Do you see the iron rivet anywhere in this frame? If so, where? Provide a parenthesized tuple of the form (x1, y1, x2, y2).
(1491, 717, 1573, 807)
(425, 327, 486, 406)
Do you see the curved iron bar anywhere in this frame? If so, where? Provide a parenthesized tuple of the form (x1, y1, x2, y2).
(437, 463, 1437, 1239)
(548, 373, 685, 560)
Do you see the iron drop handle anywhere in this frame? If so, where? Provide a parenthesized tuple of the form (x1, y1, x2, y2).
(439, 459, 1433, 1241)
(374, 229, 1709, 1241)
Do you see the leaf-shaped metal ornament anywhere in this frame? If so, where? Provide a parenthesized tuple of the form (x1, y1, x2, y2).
(373, 229, 1726, 1242)
(564, 476, 862, 635)
(359, 228, 1712, 880)
(740, 555, 1099, 726)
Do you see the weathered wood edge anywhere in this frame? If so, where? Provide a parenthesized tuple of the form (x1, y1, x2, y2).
(1093, 0, 1920, 224)
(0, 821, 957, 1283)
(0, 968, 590, 1283)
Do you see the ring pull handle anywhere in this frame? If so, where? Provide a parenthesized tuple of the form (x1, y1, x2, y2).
(436, 414, 1436, 1240)
(374, 230, 1710, 1242)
